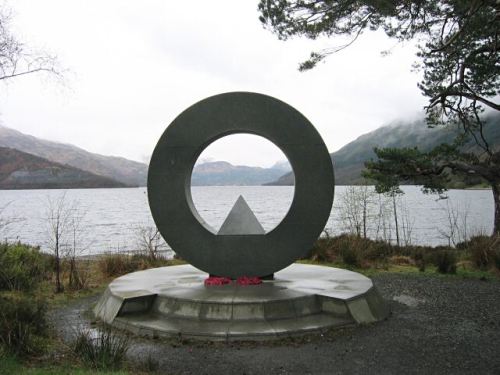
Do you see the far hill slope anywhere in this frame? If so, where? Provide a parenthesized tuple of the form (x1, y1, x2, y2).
(0, 125, 147, 186)
(192, 161, 289, 186)
(0, 147, 128, 189)
(267, 115, 500, 185)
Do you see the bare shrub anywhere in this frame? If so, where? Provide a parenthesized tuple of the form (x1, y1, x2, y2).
(45, 193, 72, 293)
(45, 193, 91, 292)
(336, 185, 375, 238)
(398, 197, 414, 246)
(135, 224, 168, 260)
(438, 199, 472, 247)
(374, 193, 392, 242)
(65, 204, 91, 291)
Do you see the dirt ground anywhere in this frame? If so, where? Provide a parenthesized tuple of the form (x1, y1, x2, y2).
(50, 273, 500, 375)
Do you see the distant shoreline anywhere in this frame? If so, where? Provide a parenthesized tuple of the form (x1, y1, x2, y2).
(0, 184, 492, 191)
(0, 185, 139, 191)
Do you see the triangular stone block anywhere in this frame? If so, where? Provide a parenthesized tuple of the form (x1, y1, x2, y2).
(218, 195, 265, 235)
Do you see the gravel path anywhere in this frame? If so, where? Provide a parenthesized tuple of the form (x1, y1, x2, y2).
(50, 273, 500, 374)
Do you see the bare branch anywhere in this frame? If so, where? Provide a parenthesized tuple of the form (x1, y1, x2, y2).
(0, 4, 62, 84)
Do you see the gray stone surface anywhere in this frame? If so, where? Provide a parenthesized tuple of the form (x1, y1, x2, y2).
(53, 274, 500, 374)
(217, 195, 265, 235)
(94, 264, 388, 340)
(147, 92, 335, 278)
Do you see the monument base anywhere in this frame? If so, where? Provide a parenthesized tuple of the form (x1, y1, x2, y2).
(94, 264, 389, 341)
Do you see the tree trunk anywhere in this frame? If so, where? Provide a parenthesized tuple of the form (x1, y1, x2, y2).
(55, 248, 62, 293)
(363, 203, 367, 239)
(55, 224, 63, 293)
(492, 182, 500, 236)
(392, 195, 400, 246)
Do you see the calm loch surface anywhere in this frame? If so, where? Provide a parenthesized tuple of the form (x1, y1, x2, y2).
(0, 186, 493, 253)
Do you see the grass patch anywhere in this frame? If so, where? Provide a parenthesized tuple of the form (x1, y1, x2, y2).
(461, 235, 500, 270)
(434, 250, 457, 274)
(98, 253, 184, 278)
(72, 327, 129, 371)
(0, 291, 48, 356)
(0, 242, 186, 373)
(297, 258, 496, 280)
(0, 354, 129, 375)
(2, 235, 498, 374)
(303, 234, 500, 280)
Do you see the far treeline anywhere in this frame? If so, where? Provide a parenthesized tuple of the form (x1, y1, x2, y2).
(259, 0, 500, 235)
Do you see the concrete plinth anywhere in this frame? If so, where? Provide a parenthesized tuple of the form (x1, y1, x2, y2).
(94, 264, 389, 341)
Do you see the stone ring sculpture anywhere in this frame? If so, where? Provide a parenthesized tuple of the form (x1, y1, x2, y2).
(148, 92, 334, 279)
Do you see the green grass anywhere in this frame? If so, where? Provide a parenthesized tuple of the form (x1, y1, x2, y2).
(2, 238, 498, 375)
(0, 355, 129, 375)
(37, 283, 107, 307)
(72, 327, 129, 371)
(296, 259, 497, 280)
(0, 245, 181, 374)
(303, 233, 500, 280)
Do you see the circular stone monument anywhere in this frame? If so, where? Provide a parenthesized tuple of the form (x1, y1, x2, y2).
(94, 92, 389, 340)
(147, 92, 334, 279)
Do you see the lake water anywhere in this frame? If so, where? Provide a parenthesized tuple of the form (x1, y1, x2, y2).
(0, 186, 494, 254)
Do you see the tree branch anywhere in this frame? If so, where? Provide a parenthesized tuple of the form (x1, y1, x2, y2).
(428, 90, 500, 111)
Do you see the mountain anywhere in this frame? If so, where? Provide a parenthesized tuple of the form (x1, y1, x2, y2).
(191, 161, 289, 186)
(0, 147, 127, 189)
(0, 125, 147, 186)
(267, 114, 500, 186)
(269, 160, 291, 172)
(264, 172, 295, 186)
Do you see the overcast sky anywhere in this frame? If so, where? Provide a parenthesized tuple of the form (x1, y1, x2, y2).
(0, 0, 427, 167)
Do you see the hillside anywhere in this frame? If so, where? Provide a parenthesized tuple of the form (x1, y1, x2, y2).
(0, 147, 127, 189)
(192, 161, 289, 186)
(267, 114, 500, 185)
(0, 125, 147, 186)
